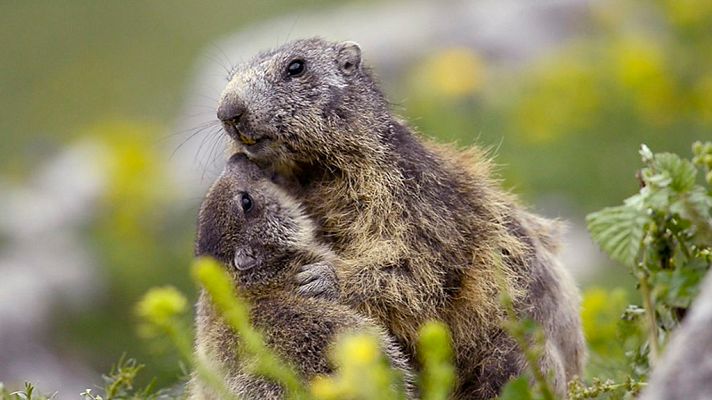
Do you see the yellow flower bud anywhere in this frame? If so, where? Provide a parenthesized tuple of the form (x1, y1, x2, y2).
(310, 376, 342, 400)
(340, 334, 380, 366)
(136, 286, 187, 327)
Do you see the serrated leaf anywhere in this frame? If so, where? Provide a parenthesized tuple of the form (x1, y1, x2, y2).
(670, 186, 712, 242)
(672, 186, 712, 219)
(654, 257, 710, 308)
(653, 153, 697, 192)
(639, 186, 672, 210)
(586, 205, 648, 267)
(643, 168, 672, 188)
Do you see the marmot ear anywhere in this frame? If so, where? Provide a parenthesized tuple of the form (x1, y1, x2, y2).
(337, 41, 361, 75)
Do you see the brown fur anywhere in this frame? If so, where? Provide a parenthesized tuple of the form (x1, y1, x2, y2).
(218, 38, 585, 398)
(189, 154, 414, 399)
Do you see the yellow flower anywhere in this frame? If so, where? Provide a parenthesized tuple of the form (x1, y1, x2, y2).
(338, 334, 380, 366)
(86, 120, 172, 235)
(513, 52, 601, 143)
(136, 286, 188, 328)
(310, 376, 343, 400)
(612, 37, 678, 124)
(663, 0, 712, 29)
(695, 74, 712, 125)
(413, 48, 486, 98)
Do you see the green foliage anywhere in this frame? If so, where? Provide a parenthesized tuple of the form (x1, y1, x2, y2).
(191, 257, 307, 400)
(587, 143, 712, 361)
(0, 359, 173, 400)
(577, 142, 712, 398)
(567, 377, 645, 400)
(417, 322, 455, 400)
(498, 279, 556, 400)
(586, 204, 648, 271)
(497, 142, 711, 399)
(578, 287, 648, 388)
(0, 382, 54, 400)
(79, 356, 170, 400)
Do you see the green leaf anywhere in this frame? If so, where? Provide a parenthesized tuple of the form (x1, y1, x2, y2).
(652, 153, 697, 192)
(653, 258, 709, 308)
(586, 204, 648, 267)
(499, 376, 534, 400)
(639, 186, 671, 210)
(671, 185, 712, 220)
(418, 322, 455, 400)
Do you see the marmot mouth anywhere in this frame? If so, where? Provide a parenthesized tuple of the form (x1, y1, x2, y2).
(221, 120, 268, 145)
(238, 130, 259, 145)
(241, 137, 272, 157)
(236, 128, 274, 153)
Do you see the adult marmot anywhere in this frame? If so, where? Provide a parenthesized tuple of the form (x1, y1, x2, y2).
(217, 38, 585, 398)
(190, 153, 414, 399)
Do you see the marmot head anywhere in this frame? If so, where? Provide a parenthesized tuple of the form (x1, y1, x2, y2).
(217, 37, 390, 171)
(196, 153, 316, 285)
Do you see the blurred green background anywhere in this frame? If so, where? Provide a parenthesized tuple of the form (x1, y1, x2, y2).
(1, 0, 710, 394)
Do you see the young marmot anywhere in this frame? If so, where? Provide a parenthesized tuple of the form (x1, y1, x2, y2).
(190, 153, 414, 399)
(218, 38, 585, 399)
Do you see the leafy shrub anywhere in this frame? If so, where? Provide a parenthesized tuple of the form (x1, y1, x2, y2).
(570, 141, 711, 398)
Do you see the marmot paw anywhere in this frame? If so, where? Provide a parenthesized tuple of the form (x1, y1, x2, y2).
(295, 261, 339, 300)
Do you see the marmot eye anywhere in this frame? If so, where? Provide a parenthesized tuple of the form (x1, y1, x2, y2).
(286, 59, 305, 77)
(240, 192, 254, 213)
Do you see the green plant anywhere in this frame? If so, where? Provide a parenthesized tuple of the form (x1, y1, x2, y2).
(0, 359, 170, 400)
(0, 382, 54, 400)
(499, 305, 555, 400)
(79, 356, 168, 400)
(191, 258, 307, 400)
(587, 142, 712, 362)
(136, 257, 456, 400)
(576, 141, 712, 398)
(498, 141, 711, 399)
(417, 322, 455, 400)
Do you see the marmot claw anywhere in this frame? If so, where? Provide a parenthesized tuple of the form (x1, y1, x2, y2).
(295, 261, 339, 300)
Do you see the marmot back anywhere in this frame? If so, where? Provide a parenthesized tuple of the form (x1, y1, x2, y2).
(218, 38, 585, 399)
(190, 153, 414, 399)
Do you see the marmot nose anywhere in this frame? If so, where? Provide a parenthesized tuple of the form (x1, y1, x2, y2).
(217, 96, 246, 124)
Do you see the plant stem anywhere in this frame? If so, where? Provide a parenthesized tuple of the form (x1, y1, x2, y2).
(638, 277, 659, 364)
(165, 322, 240, 400)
